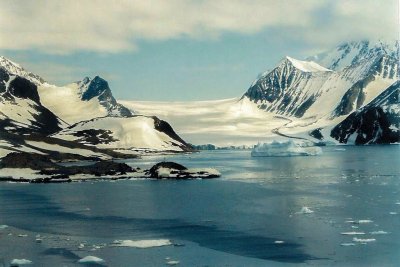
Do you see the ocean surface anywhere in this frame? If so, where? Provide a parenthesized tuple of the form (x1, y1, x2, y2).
(0, 146, 399, 266)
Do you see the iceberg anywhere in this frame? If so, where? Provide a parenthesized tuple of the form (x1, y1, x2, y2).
(251, 140, 322, 157)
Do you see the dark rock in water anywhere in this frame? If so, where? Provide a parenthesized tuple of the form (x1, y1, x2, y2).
(147, 161, 220, 179)
(148, 162, 187, 178)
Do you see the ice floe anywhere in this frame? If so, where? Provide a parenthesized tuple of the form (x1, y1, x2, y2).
(340, 243, 356, 246)
(352, 237, 376, 243)
(274, 240, 285, 244)
(251, 140, 322, 157)
(10, 259, 33, 265)
(166, 260, 180, 265)
(340, 232, 365, 235)
(296, 207, 314, 214)
(111, 239, 172, 248)
(0, 224, 8, 229)
(370, 231, 388, 235)
(78, 256, 105, 264)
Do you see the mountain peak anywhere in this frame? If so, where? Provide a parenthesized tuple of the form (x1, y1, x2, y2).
(0, 56, 46, 85)
(283, 56, 331, 72)
(308, 39, 399, 70)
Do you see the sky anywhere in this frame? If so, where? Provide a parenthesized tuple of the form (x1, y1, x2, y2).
(0, 0, 398, 101)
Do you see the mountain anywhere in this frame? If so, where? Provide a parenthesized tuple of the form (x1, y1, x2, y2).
(0, 66, 64, 136)
(0, 56, 192, 157)
(331, 81, 399, 145)
(308, 40, 399, 70)
(242, 41, 398, 120)
(77, 76, 133, 117)
(0, 56, 46, 85)
(38, 76, 133, 124)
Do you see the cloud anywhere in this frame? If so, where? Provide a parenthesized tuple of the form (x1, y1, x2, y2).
(0, 0, 398, 54)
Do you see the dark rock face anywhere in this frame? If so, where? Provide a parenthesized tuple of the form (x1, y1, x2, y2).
(8, 76, 41, 104)
(79, 76, 132, 117)
(152, 116, 193, 151)
(331, 81, 400, 144)
(0, 152, 57, 170)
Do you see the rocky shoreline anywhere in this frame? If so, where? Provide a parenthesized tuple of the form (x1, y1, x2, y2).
(0, 152, 220, 183)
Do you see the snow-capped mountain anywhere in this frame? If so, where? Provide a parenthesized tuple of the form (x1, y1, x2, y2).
(243, 41, 398, 119)
(0, 56, 46, 85)
(0, 66, 64, 135)
(331, 80, 399, 144)
(0, 56, 193, 156)
(308, 40, 399, 70)
(38, 76, 133, 124)
(77, 76, 133, 117)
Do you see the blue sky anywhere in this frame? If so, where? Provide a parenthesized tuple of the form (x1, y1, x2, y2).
(0, 0, 398, 101)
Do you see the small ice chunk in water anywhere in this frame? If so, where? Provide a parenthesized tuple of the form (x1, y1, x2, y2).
(341, 232, 365, 235)
(78, 256, 105, 264)
(389, 212, 397, 215)
(10, 259, 33, 265)
(274, 240, 285, 244)
(78, 243, 85, 249)
(0, 225, 8, 230)
(340, 243, 356, 246)
(112, 239, 172, 248)
(296, 207, 314, 214)
(370, 231, 388, 235)
(353, 238, 376, 243)
(166, 260, 180, 265)
(18, 234, 28, 237)
(357, 220, 373, 224)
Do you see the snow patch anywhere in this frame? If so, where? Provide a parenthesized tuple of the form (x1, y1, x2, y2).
(286, 56, 331, 72)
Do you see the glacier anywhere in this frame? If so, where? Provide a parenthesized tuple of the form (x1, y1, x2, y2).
(251, 140, 322, 157)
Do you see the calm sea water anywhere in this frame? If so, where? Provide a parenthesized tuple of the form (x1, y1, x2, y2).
(0, 146, 399, 266)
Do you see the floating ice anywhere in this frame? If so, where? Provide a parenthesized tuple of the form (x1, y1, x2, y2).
(296, 206, 314, 214)
(166, 260, 180, 265)
(340, 243, 356, 246)
(78, 256, 105, 264)
(274, 240, 285, 244)
(370, 231, 388, 235)
(112, 239, 172, 248)
(341, 232, 365, 235)
(251, 140, 322, 157)
(357, 220, 373, 224)
(10, 259, 32, 265)
(353, 238, 376, 243)
(389, 212, 398, 215)
(0, 225, 8, 230)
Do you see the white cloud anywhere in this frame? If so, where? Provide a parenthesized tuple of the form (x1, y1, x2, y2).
(0, 0, 397, 54)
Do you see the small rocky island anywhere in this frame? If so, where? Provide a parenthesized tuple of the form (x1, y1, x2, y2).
(0, 152, 220, 183)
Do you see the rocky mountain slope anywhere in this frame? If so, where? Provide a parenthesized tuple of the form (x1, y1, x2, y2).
(331, 81, 399, 144)
(243, 41, 398, 119)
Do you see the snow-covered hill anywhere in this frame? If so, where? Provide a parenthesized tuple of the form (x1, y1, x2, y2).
(55, 115, 192, 152)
